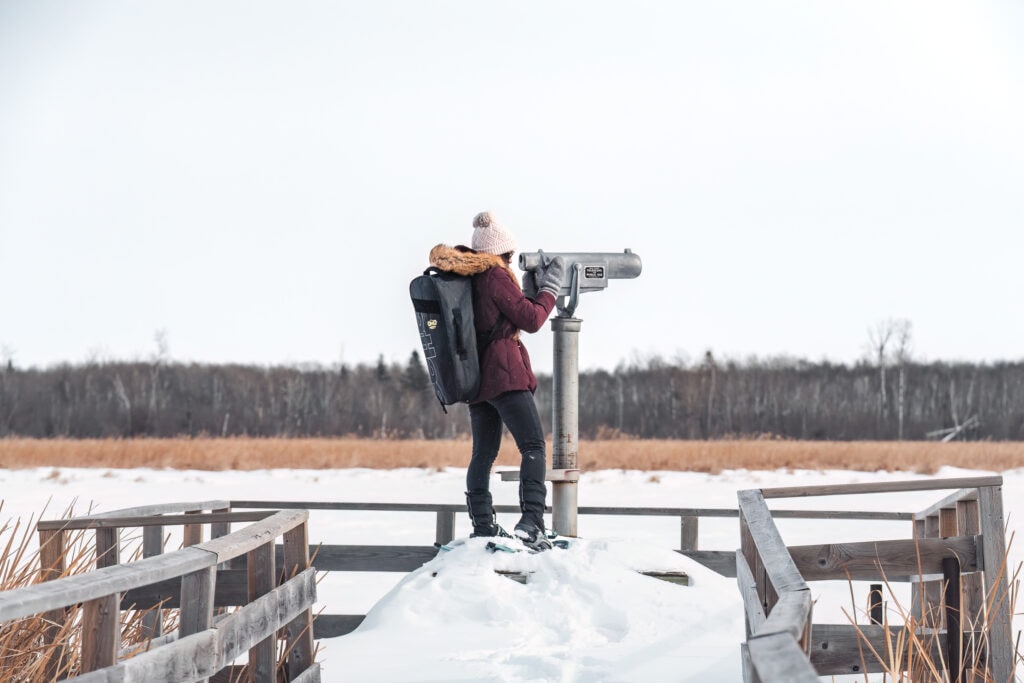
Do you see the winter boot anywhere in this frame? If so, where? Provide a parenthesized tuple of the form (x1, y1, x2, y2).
(465, 490, 511, 538)
(515, 478, 552, 551)
(514, 520, 553, 552)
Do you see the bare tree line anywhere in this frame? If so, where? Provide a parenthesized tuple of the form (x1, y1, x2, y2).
(1, 350, 1022, 440)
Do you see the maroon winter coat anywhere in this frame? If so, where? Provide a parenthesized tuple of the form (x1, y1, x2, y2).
(429, 244, 556, 403)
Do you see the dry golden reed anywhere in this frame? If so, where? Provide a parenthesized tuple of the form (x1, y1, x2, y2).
(1, 437, 1022, 473)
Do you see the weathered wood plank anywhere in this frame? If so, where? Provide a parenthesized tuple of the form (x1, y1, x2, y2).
(977, 484, 1014, 683)
(943, 556, 961, 683)
(209, 507, 231, 542)
(680, 515, 698, 551)
(761, 589, 812, 642)
(179, 566, 216, 637)
(83, 528, 120, 674)
(809, 623, 947, 675)
(37, 511, 273, 532)
(496, 570, 529, 584)
(915, 488, 977, 520)
(248, 540, 276, 683)
(74, 570, 317, 683)
(221, 569, 318, 669)
(939, 507, 958, 538)
(739, 507, 761, 637)
(96, 527, 120, 569)
(81, 594, 119, 673)
(787, 535, 979, 582)
(200, 510, 308, 565)
(0, 547, 211, 622)
(435, 510, 456, 545)
(283, 522, 315, 681)
(640, 570, 689, 586)
(760, 475, 1002, 499)
(922, 514, 942, 621)
(280, 544, 439, 572)
(140, 525, 165, 640)
(957, 498, 984, 631)
(737, 490, 807, 595)
(312, 614, 365, 638)
(179, 565, 216, 683)
(230, 500, 913, 519)
(737, 550, 767, 635)
(911, 518, 925, 619)
(740, 642, 757, 683)
(290, 662, 321, 683)
(677, 550, 736, 577)
(89, 500, 231, 519)
(747, 631, 819, 682)
(183, 509, 204, 548)
(868, 584, 883, 626)
(123, 569, 248, 610)
(37, 528, 68, 682)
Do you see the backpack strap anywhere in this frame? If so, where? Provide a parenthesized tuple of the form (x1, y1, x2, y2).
(477, 314, 504, 352)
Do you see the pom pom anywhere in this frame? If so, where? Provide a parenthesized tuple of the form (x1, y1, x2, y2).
(473, 211, 494, 229)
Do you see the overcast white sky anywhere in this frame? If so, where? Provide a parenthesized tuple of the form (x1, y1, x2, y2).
(1, 1, 1022, 374)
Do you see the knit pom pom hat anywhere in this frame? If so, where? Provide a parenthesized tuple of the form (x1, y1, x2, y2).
(471, 211, 516, 256)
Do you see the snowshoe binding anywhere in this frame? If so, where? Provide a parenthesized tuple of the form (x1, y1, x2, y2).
(513, 521, 554, 552)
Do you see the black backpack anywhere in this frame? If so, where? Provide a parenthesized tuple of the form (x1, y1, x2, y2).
(409, 267, 501, 411)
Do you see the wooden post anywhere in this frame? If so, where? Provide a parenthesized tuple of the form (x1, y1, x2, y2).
(82, 527, 121, 673)
(140, 525, 165, 640)
(739, 509, 758, 636)
(435, 511, 455, 546)
(911, 517, 925, 619)
(943, 556, 962, 683)
(937, 506, 959, 632)
(38, 528, 69, 681)
(179, 566, 216, 637)
(248, 540, 277, 683)
(283, 522, 315, 680)
(956, 499, 983, 627)
(184, 509, 204, 547)
(868, 584, 883, 625)
(210, 506, 231, 541)
(739, 507, 774, 623)
(81, 594, 119, 673)
(956, 497, 984, 671)
(210, 506, 242, 570)
(180, 561, 216, 683)
(741, 642, 761, 683)
(976, 484, 1013, 683)
(680, 515, 699, 552)
(96, 527, 120, 568)
(922, 514, 941, 623)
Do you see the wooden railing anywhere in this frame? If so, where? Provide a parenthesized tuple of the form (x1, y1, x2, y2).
(227, 499, 912, 638)
(1, 502, 318, 683)
(8, 489, 991, 681)
(738, 475, 1014, 683)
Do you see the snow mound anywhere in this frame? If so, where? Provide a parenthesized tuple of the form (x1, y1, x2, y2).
(329, 537, 744, 682)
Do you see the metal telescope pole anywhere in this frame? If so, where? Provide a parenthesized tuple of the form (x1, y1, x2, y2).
(520, 249, 641, 538)
(551, 315, 581, 537)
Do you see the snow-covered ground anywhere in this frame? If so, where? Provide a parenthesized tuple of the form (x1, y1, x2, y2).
(1, 465, 1022, 682)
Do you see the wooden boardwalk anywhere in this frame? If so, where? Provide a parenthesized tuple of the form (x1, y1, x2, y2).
(0, 476, 1013, 681)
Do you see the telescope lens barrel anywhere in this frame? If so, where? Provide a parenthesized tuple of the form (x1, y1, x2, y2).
(518, 251, 642, 280)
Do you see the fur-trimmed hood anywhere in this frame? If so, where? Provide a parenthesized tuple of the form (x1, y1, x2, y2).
(429, 244, 519, 286)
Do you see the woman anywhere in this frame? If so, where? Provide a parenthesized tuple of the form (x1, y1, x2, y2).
(429, 211, 565, 551)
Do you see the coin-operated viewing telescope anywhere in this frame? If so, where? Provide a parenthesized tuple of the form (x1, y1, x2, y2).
(520, 249, 642, 318)
(511, 249, 643, 537)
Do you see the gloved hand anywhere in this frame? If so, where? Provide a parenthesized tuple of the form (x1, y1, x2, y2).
(535, 256, 566, 298)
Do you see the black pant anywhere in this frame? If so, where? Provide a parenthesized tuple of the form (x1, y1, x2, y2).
(467, 390, 547, 527)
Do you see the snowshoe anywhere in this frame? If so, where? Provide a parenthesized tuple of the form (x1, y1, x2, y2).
(513, 521, 554, 552)
(470, 523, 512, 539)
